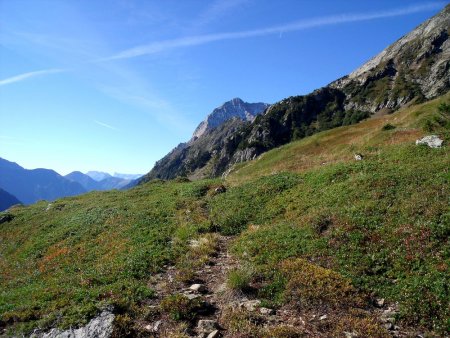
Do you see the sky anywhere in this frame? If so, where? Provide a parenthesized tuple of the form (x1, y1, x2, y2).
(0, 0, 446, 175)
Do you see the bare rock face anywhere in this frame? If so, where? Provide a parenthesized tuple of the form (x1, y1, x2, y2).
(330, 5, 450, 112)
(31, 311, 114, 338)
(232, 147, 259, 164)
(193, 98, 269, 139)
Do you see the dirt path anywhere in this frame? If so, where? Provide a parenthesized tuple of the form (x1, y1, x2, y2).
(142, 235, 238, 337)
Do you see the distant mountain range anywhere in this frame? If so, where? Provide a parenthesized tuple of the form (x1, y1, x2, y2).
(0, 157, 86, 206)
(138, 5, 450, 183)
(65, 171, 140, 191)
(0, 157, 142, 208)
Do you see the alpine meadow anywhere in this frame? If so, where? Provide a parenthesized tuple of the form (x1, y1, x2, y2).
(0, 2, 449, 338)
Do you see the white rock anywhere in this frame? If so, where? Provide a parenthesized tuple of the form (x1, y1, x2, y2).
(32, 311, 114, 338)
(153, 320, 162, 332)
(207, 330, 220, 338)
(319, 314, 328, 320)
(354, 153, 363, 161)
(416, 135, 443, 148)
(384, 322, 394, 330)
(190, 283, 206, 293)
(184, 293, 200, 300)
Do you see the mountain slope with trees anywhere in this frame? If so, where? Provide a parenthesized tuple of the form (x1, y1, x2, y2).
(140, 5, 449, 182)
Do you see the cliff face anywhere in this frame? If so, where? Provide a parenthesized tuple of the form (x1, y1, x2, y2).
(330, 4, 450, 112)
(140, 5, 449, 182)
(192, 98, 269, 139)
(139, 118, 248, 182)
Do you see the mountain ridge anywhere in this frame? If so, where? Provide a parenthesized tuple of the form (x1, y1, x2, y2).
(192, 98, 270, 139)
(0, 157, 86, 205)
(65, 171, 139, 191)
(139, 5, 449, 183)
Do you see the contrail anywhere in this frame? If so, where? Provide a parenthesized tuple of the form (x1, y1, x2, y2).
(104, 2, 444, 61)
(0, 68, 65, 86)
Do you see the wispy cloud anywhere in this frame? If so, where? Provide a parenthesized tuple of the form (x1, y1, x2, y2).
(105, 2, 444, 61)
(0, 68, 65, 86)
(194, 0, 250, 29)
(94, 120, 118, 131)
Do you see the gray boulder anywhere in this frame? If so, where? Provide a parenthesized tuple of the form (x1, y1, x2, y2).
(31, 311, 114, 338)
(416, 135, 444, 148)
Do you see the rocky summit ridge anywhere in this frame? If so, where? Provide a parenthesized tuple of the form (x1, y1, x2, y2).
(330, 4, 449, 112)
(192, 98, 269, 139)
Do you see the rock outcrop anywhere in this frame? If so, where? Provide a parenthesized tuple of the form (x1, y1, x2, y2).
(330, 5, 450, 112)
(30, 311, 114, 338)
(192, 98, 269, 139)
(416, 135, 444, 148)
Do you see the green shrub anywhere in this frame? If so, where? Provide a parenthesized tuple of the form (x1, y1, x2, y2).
(437, 102, 450, 114)
(382, 123, 396, 131)
(160, 294, 201, 321)
(220, 308, 263, 337)
(227, 268, 253, 291)
(398, 268, 449, 331)
(280, 258, 363, 309)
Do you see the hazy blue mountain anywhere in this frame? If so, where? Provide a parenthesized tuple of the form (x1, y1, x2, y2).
(0, 158, 86, 205)
(0, 188, 21, 211)
(97, 177, 132, 190)
(65, 171, 136, 191)
(86, 171, 112, 181)
(113, 173, 143, 180)
(65, 171, 100, 191)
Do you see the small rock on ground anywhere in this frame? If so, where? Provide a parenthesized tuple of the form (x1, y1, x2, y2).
(207, 330, 220, 338)
(197, 319, 218, 333)
(416, 135, 443, 148)
(259, 307, 275, 315)
(240, 299, 261, 311)
(190, 283, 207, 293)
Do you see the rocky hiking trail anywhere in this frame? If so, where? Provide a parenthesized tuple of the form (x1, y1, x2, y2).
(142, 235, 237, 337)
(27, 234, 419, 338)
(136, 235, 409, 338)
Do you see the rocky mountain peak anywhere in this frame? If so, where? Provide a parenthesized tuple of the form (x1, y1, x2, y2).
(192, 98, 269, 139)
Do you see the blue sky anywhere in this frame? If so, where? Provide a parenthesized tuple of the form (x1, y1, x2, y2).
(0, 0, 446, 175)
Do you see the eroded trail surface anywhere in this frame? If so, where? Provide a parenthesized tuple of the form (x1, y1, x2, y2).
(142, 235, 238, 337)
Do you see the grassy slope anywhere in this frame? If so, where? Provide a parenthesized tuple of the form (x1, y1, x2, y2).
(0, 95, 449, 335)
(227, 92, 450, 185)
(0, 180, 219, 333)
